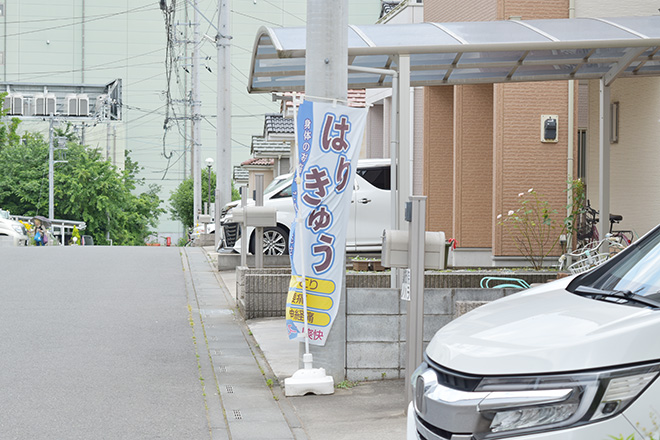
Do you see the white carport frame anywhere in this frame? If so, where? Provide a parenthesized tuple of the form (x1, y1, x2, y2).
(247, 15, 660, 247)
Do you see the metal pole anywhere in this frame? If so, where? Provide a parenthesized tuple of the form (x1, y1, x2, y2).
(206, 165, 211, 216)
(192, 0, 202, 228)
(240, 186, 248, 268)
(255, 173, 264, 269)
(215, 0, 232, 249)
(598, 79, 611, 245)
(406, 196, 426, 405)
(398, 54, 411, 230)
(48, 118, 54, 221)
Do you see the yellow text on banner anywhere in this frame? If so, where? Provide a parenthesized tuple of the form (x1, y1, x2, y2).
(286, 307, 331, 327)
(286, 289, 333, 311)
(288, 275, 335, 295)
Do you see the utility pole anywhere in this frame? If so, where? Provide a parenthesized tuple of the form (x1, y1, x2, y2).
(48, 118, 54, 221)
(305, 0, 348, 383)
(192, 0, 202, 226)
(215, 0, 232, 247)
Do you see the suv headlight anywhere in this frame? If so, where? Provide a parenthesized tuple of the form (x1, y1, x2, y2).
(411, 361, 660, 439)
(12, 224, 24, 235)
(476, 363, 660, 438)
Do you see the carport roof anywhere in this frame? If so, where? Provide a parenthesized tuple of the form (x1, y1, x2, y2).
(248, 15, 660, 92)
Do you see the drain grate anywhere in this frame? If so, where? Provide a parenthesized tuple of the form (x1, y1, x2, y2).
(232, 409, 243, 420)
(218, 365, 227, 373)
(225, 385, 234, 394)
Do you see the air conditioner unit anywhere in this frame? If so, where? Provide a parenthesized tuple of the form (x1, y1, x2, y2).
(66, 94, 78, 116)
(33, 93, 46, 115)
(78, 94, 89, 116)
(11, 94, 24, 115)
(45, 93, 56, 115)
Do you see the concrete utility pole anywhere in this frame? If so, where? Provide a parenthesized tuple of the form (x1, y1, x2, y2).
(192, 0, 202, 226)
(215, 0, 232, 247)
(305, 0, 348, 383)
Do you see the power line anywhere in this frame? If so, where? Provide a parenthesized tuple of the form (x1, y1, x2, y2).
(4, 4, 157, 38)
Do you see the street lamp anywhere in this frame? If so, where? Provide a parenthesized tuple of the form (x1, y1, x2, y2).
(205, 157, 214, 216)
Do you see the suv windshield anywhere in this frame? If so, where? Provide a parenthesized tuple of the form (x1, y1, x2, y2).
(568, 225, 660, 303)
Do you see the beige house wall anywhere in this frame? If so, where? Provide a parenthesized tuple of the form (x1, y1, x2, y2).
(453, 85, 493, 247)
(425, 0, 570, 260)
(493, 81, 573, 256)
(578, 0, 660, 239)
(585, 77, 660, 237)
(424, 86, 454, 236)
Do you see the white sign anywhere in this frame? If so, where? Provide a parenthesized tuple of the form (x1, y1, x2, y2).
(401, 268, 411, 301)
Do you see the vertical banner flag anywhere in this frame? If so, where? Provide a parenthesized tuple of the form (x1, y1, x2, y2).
(286, 100, 368, 346)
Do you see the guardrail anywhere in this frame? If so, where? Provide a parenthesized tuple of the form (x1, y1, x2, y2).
(12, 215, 86, 245)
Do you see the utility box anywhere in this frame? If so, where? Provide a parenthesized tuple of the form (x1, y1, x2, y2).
(244, 206, 276, 227)
(198, 214, 212, 224)
(381, 230, 409, 268)
(381, 230, 446, 269)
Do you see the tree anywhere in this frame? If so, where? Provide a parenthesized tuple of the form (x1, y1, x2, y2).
(0, 122, 165, 245)
(169, 172, 240, 229)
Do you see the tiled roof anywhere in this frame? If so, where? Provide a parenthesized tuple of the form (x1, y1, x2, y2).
(241, 157, 275, 167)
(233, 166, 249, 181)
(251, 136, 291, 157)
(264, 113, 294, 136)
(280, 90, 368, 113)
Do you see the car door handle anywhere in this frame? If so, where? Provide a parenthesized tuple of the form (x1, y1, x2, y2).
(358, 198, 371, 204)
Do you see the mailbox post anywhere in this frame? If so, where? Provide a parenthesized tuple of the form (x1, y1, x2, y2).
(234, 184, 277, 269)
(381, 196, 445, 406)
(254, 174, 264, 269)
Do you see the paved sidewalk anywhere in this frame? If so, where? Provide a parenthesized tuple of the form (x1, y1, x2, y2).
(182, 248, 306, 440)
(195, 247, 408, 440)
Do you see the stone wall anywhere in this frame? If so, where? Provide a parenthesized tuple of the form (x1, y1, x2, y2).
(236, 267, 558, 379)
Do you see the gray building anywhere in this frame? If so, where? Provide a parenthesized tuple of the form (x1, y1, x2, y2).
(1, 0, 380, 241)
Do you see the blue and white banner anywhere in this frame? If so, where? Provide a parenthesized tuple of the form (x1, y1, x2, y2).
(286, 100, 368, 346)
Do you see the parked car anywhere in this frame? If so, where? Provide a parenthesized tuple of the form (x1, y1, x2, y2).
(409, 223, 660, 439)
(0, 209, 28, 246)
(219, 159, 391, 255)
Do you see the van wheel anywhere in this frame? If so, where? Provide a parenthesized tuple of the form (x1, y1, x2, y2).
(250, 226, 289, 256)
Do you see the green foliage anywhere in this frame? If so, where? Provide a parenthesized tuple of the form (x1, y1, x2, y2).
(565, 178, 587, 245)
(0, 121, 164, 245)
(169, 172, 240, 229)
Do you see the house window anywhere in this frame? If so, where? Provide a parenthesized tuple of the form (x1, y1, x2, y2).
(0, 4, 4, 17)
(577, 129, 587, 180)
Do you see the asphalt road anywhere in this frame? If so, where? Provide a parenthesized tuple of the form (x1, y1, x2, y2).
(0, 246, 209, 440)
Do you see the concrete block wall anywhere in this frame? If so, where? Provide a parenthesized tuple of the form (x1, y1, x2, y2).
(344, 287, 517, 381)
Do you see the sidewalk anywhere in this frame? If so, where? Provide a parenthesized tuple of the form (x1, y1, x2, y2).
(199, 247, 408, 440)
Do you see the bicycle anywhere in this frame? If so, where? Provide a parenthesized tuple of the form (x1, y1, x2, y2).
(575, 200, 636, 248)
(560, 201, 636, 273)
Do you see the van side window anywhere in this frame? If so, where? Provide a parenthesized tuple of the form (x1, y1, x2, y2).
(356, 166, 390, 190)
(271, 183, 293, 199)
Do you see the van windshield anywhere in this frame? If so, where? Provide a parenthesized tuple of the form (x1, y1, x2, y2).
(569, 225, 660, 302)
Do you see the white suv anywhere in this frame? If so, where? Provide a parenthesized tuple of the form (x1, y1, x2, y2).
(0, 209, 28, 246)
(219, 159, 391, 255)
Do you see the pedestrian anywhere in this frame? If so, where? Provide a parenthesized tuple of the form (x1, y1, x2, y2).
(33, 218, 47, 246)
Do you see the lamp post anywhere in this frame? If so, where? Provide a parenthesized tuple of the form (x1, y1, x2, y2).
(205, 157, 214, 216)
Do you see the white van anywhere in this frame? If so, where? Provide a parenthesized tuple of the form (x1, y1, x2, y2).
(0, 209, 28, 246)
(409, 223, 660, 440)
(219, 159, 391, 255)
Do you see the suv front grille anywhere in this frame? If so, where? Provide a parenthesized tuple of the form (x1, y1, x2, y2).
(223, 223, 241, 248)
(426, 357, 483, 392)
